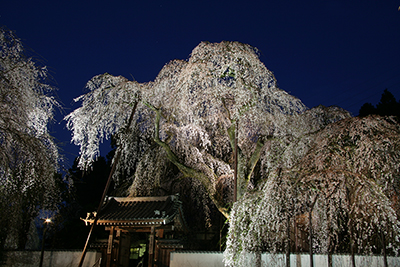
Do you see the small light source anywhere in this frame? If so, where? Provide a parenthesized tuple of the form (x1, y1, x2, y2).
(45, 218, 52, 224)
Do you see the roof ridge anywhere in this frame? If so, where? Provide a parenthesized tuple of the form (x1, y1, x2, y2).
(110, 195, 172, 202)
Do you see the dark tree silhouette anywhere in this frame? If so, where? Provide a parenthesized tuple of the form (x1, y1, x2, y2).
(377, 89, 400, 118)
(359, 89, 400, 120)
(50, 156, 112, 249)
(358, 102, 377, 117)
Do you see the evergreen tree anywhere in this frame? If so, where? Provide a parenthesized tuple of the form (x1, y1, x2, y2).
(50, 156, 112, 249)
(377, 89, 400, 118)
(359, 89, 400, 120)
(358, 102, 377, 117)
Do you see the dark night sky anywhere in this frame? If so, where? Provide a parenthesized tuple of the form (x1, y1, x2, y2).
(1, 0, 400, 168)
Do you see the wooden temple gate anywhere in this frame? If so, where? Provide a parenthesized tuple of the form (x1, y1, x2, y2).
(83, 195, 186, 267)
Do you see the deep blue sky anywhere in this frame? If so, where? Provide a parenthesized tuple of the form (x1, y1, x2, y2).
(1, 0, 400, 168)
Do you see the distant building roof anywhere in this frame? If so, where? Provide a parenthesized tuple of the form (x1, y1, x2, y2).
(82, 195, 185, 229)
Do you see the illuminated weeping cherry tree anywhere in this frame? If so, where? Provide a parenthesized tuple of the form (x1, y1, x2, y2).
(224, 105, 351, 266)
(0, 27, 60, 249)
(140, 41, 313, 218)
(225, 115, 400, 267)
(69, 41, 391, 267)
(66, 41, 308, 219)
(67, 41, 400, 266)
(294, 115, 400, 266)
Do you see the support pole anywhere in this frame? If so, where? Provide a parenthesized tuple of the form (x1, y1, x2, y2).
(287, 214, 291, 267)
(78, 151, 120, 267)
(309, 210, 313, 267)
(233, 120, 238, 202)
(382, 231, 388, 267)
(308, 194, 318, 267)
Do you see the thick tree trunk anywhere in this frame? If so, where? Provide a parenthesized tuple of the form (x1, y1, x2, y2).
(327, 215, 332, 267)
(327, 230, 333, 267)
(147, 102, 265, 219)
(148, 103, 230, 218)
(227, 123, 264, 200)
(349, 221, 355, 267)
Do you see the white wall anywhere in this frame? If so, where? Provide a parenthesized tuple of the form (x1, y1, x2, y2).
(170, 252, 224, 267)
(170, 252, 400, 267)
(1, 250, 101, 267)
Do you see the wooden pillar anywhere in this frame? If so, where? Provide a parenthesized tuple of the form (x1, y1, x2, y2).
(106, 227, 115, 267)
(115, 230, 121, 266)
(148, 226, 155, 267)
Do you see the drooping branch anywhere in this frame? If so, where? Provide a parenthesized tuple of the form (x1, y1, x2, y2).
(78, 100, 139, 267)
(144, 101, 230, 219)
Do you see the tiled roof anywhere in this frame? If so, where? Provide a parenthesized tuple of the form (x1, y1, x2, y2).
(83, 195, 183, 226)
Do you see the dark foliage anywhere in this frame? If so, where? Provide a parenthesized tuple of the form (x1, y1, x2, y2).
(359, 89, 400, 120)
(49, 155, 112, 249)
